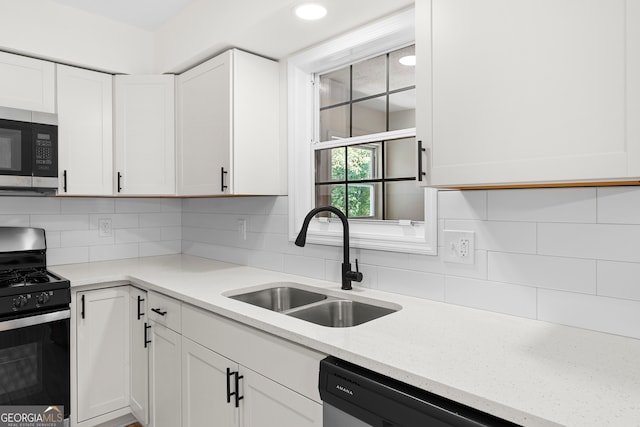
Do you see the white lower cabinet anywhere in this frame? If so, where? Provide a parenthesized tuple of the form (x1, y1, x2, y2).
(149, 321, 182, 427)
(181, 337, 238, 427)
(130, 287, 149, 425)
(76, 287, 130, 423)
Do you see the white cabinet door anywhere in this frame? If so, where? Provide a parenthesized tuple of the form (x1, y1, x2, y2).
(419, 0, 640, 187)
(241, 368, 322, 427)
(57, 64, 113, 195)
(115, 75, 176, 196)
(177, 51, 231, 196)
(0, 51, 55, 113)
(181, 337, 239, 427)
(130, 287, 148, 426)
(76, 287, 130, 423)
(149, 321, 181, 427)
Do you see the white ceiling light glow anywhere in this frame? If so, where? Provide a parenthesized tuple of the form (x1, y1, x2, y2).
(399, 55, 416, 66)
(295, 3, 327, 20)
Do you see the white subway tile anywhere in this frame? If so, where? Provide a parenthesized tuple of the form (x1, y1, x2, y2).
(489, 253, 596, 294)
(538, 290, 640, 339)
(438, 190, 487, 220)
(0, 197, 60, 214)
(115, 199, 163, 213)
(247, 250, 285, 272)
(182, 212, 219, 229)
(161, 227, 182, 241)
(262, 233, 298, 255)
(89, 243, 139, 262)
(265, 196, 288, 216)
(139, 213, 181, 228)
(408, 253, 445, 274)
(181, 198, 218, 213)
(357, 248, 411, 269)
(444, 250, 488, 280)
(47, 246, 89, 266)
(597, 187, 640, 224)
(597, 261, 640, 301)
(140, 240, 181, 257)
(538, 223, 640, 262)
(248, 214, 287, 234)
(89, 214, 139, 229)
(45, 231, 61, 248)
(445, 277, 537, 319)
(31, 214, 89, 231)
(115, 228, 161, 243)
(61, 230, 115, 247)
(283, 254, 325, 280)
(377, 267, 445, 301)
(161, 199, 182, 212)
(213, 197, 269, 214)
(445, 220, 537, 254)
(184, 242, 247, 265)
(488, 188, 596, 223)
(60, 198, 114, 214)
(0, 215, 29, 226)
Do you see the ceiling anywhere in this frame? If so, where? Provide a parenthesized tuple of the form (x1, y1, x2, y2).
(51, 0, 195, 30)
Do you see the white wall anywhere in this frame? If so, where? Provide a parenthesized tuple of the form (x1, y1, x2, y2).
(182, 187, 640, 340)
(0, 197, 181, 265)
(0, 0, 154, 74)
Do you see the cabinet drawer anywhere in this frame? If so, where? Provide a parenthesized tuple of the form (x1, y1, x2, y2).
(148, 291, 182, 332)
(182, 303, 325, 403)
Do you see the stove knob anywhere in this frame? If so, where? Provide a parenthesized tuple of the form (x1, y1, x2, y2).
(12, 295, 27, 309)
(36, 292, 50, 305)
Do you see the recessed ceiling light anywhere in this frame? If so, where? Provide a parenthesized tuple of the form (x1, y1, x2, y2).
(399, 55, 416, 66)
(295, 3, 327, 20)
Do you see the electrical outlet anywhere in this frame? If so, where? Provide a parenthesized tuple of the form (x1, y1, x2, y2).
(98, 218, 112, 237)
(237, 219, 247, 241)
(443, 230, 475, 264)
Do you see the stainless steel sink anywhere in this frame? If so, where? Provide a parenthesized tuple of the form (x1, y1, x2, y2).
(287, 300, 397, 327)
(228, 285, 327, 312)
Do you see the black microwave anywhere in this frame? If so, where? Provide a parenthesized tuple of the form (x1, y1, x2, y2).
(0, 107, 58, 191)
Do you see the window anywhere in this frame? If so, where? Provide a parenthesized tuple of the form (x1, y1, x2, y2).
(314, 45, 423, 222)
(287, 8, 437, 255)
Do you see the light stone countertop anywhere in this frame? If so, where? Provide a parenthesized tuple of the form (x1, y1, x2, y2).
(51, 254, 640, 427)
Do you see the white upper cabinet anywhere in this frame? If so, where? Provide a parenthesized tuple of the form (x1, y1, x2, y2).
(417, 0, 640, 187)
(115, 75, 176, 195)
(57, 64, 113, 195)
(177, 49, 283, 196)
(0, 51, 55, 113)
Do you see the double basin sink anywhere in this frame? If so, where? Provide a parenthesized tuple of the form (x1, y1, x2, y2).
(226, 283, 400, 328)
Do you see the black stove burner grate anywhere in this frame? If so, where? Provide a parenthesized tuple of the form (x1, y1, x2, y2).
(0, 269, 51, 287)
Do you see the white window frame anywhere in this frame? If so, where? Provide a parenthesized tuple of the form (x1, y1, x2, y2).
(287, 7, 438, 255)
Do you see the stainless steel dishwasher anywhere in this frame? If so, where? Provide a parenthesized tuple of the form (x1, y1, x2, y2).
(319, 357, 522, 427)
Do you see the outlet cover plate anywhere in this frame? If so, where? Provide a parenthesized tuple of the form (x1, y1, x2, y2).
(443, 230, 475, 264)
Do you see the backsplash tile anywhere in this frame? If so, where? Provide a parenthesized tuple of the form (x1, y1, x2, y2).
(181, 190, 640, 340)
(0, 197, 180, 266)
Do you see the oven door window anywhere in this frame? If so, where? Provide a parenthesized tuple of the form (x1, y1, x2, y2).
(0, 312, 70, 419)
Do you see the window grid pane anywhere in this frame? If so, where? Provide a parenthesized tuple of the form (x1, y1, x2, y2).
(316, 44, 420, 221)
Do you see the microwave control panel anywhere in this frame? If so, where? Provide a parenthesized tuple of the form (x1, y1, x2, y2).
(32, 124, 57, 176)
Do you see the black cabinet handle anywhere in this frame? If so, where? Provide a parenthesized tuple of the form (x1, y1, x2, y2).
(81, 294, 85, 319)
(226, 368, 243, 407)
(137, 296, 145, 320)
(417, 140, 426, 182)
(151, 308, 167, 316)
(117, 172, 122, 193)
(226, 368, 232, 404)
(63, 170, 68, 193)
(234, 371, 244, 408)
(144, 322, 151, 348)
(221, 167, 228, 192)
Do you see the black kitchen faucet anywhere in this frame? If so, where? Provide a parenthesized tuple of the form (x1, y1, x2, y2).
(294, 206, 363, 290)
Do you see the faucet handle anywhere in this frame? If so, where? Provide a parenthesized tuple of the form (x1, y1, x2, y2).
(349, 259, 363, 283)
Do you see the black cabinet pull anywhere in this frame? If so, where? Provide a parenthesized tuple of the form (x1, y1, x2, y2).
(144, 322, 151, 348)
(417, 140, 426, 182)
(117, 172, 123, 193)
(81, 294, 85, 319)
(63, 170, 68, 193)
(234, 371, 244, 408)
(151, 308, 167, 316)
(226, 368, 233, 404)
(137, 296, 145, 320)
(221, 167, 228, 192)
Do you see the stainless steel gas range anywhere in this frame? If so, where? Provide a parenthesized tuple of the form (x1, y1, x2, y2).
(0, 227, 70, 426)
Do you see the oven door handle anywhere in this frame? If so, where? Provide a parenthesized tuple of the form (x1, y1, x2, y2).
(0, 309, 70, 332)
